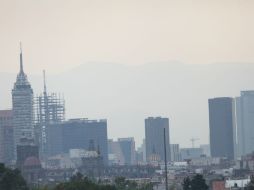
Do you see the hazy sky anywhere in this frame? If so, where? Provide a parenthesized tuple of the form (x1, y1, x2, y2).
(1, 1, 254, 147)
(1, 0, 254, 74)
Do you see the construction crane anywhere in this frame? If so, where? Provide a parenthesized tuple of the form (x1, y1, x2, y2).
(190, 138, 199, 148)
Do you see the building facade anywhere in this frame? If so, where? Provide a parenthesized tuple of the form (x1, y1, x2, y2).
(170, 144, 181, 162)
(108, 138, 136, 165)
(12, 47, 34, 159)
(236, 91, 254, 157)
(46, 118, 108, 165)
(208, 97, 235, 160)
(180, 148, 203, 160)
(118, 138, 136, 165)
(0, 110, 14, 164)
(145, 117, 170, 163)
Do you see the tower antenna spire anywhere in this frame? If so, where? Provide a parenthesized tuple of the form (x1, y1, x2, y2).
(19, 42, 24, 73)
(43, 70, 47, 95)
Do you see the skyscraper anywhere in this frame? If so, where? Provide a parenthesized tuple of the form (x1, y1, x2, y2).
(236, 91, 254, 157)
(208, 97, 235, 160)
(12, 45, 34, 158)
(145, 117, 170, 163)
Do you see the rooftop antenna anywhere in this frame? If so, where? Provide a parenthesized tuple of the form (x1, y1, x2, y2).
(19, 42, 24, 73)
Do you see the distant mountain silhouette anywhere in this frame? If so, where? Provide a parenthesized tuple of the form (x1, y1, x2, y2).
(1, 62, 254, 147)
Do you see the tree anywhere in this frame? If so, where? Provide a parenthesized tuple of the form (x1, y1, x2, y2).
(54, 173, 116, 190)
(114, 176, 126, 190)
(182, 177, 191, 190)
(246, 175, 254, 190)
(190, 174, 208, 190)
(169, 183, 177, 190)
(0, 163, 29, 190)
(182, 174, 208, 190)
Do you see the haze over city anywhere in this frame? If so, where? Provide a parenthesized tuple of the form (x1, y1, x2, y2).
(2, 1, 254, 190)
(1, 0, 254, 147)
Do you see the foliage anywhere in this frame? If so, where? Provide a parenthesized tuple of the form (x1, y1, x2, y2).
(246, 175, 254, 190)
(190, 174, 208, 190)
(53, 173, 116, 190)
(182, 176, 191, 190)
(45, 174, 153, 190)
(182, 174, 208, 190)
(0, 163, 29, 190)
(114, 176, 153, 190)
(169, 183, 177, 190)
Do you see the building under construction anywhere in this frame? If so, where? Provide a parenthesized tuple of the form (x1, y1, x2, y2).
(34, 71, 65, 160)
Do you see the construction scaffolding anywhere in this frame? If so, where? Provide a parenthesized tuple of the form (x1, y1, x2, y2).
(34, 71, 65, 159)
(35, 92, 65, 125)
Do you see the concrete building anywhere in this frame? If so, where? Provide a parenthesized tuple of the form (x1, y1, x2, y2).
(118, 138, 136, 165)
(108, 138, 136, 165)
(170, 144, 181, 162)
(16, 137, 39, 169)
(12, 46, 34, 159)
(46, 118, 108, 165)
(208, 97, 235, 160)
(236, 91, 254, 157)
(108, 139, 124, 165)
(145, 117, 170, 163)
(0, 110, 14, 164)
(180, 148, 203, 160)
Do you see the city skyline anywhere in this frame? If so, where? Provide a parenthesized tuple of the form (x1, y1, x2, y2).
(1, 56, 254, 147)
(1, 0, 254, 148)
(1, 1, 254, 189)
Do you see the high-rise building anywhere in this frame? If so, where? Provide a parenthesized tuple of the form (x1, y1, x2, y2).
(236, 91, 254, 157)
(118, 138, 136, 165)
(208, 97, 235, 160)
(46, 118, 108, 165)
(0, 110, 14, 164)
(170, 144, 181, 162)
(145, 117, 170, 163)
(12, 45, 34, 159)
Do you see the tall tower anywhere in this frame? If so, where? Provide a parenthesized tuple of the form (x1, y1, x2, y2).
(208, 97, 235, 160)
(145, 117, 171, 163)
(12, 44, 34, 159)
(236, 91, 254, 157)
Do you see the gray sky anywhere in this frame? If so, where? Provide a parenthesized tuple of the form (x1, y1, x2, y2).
(1, 0, 254, 73)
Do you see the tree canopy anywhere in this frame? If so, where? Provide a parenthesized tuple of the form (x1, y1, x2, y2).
(182, 174, 208, 190)
(0, 163, 29, 190)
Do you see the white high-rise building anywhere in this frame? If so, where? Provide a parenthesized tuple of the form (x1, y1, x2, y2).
(12, 45, 34, 158)
(170, 144, 181, 162)
(236, 91, 254, 157)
